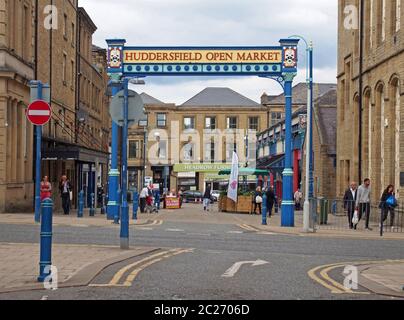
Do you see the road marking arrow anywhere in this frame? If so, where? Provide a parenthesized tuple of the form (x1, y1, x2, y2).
(221, 260, 269, 278)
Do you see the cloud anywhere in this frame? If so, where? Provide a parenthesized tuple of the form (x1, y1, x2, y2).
(80, 0, 337, 103)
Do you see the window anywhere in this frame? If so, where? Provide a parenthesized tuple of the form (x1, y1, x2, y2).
(71, 60, 74, 88)
(183, 143, 195, 161)
(63, 14, 68, 38)
(392, 0, 401, 33)
(184, 117, 195, 130)
(205, 142, 215, 162)
(62, 54, 67, 84)
(71, 22, 75, 45)
(156, 113, 167, 127)
(376, 0, 386, 44)
(129, 140, 141, 159)
(156, 137, 167, 159)
(226, 143, 237, 162)
(271, 112, 283, 125)
(249, 117, 259, 131)
(226, 117, 237, 129)
(205, 117, 216, 130)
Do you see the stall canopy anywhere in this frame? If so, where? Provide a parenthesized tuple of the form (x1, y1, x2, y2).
(218, 168, 270, 176)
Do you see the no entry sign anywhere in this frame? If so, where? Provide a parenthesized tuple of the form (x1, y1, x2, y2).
(26, 100, 52, 126)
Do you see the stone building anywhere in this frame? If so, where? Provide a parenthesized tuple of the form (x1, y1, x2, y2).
(37, 3, 110, 209)
(128, 87, 268, 192)
(337, 0, 403, 201)
(0, 0, 36, 212)
(257, 83, 337, 201)
(301, 89, 337, 199)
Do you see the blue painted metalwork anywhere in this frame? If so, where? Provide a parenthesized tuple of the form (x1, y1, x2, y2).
(120, 78, 130, 249)
(115, 188, 121, 224)
(34, 81, 43, 223)
(89, 193, 95, 217)
(132, 189, 139, 220)
(262, 193, 268, 226)
(309, 46, 314, 199)
(38, 198, 53, 282)
(78, 190, 84, 218)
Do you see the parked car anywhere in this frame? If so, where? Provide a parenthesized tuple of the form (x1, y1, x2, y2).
(182, 191, 203, 203)
(211, 190, 221, 202)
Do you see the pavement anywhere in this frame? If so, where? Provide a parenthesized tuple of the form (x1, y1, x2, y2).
(0, 242, 158, 293)
(1, 204, 404, 299)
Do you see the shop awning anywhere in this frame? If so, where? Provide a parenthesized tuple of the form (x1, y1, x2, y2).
(218, 168, 270, 176)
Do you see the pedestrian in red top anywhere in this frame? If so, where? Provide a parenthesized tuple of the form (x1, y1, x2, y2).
(40, 176, 52, 201)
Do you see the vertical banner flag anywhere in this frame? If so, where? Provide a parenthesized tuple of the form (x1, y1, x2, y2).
(227, 152, 239, 203)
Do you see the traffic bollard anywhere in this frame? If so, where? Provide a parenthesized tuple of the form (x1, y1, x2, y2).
(89, 193, 95, 217)
(133, 190, 139, 220)
(114, 189, 121, 224)
(101, 194, 106, 215)
(38, 198, 53, 282)
(78, 190, 84, 218)
(262, 193, 268, 225)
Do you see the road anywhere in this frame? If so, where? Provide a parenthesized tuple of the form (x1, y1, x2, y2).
(0, 216, 404, 300)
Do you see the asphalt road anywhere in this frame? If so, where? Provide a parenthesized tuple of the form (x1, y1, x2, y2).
(0, 220, 404, 300)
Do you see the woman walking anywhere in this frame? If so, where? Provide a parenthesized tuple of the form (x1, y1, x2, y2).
(253, 187, 263, 215)
(203, 185, 212, 212)
(40, 176, 52, 201)
(380, 185, 397, 231)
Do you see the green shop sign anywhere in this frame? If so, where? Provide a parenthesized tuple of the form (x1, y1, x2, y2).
(174, 163, 232, 173)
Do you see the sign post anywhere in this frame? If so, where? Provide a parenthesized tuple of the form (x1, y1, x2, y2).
(28, 81, 51, 223)
(106, 38, 300, 228)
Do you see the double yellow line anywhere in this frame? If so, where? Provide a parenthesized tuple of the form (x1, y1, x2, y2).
(308, 259, 404, 295)
(90, 248, 193, 288)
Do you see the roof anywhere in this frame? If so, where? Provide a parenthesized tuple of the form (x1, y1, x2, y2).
(261, 83, 337, 105)
(181, 87, 261, 107)
(140, 93, 165, 105)
(315, 89, 337, 155)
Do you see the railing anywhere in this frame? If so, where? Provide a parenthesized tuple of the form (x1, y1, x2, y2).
(309, 198, 404, 234)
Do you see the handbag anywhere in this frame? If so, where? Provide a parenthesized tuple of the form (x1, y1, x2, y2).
(69, 191, 73, 201)
(352, 210, 359, 225)
(386, 195, 397, 208)
(255, 196, 263, 204)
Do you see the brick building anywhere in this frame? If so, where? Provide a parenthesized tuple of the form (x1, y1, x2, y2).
(0, 0, 36, 212)
(337, 0, 403, 201)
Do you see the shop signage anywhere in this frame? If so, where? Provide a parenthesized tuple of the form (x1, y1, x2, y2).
(165, 197, 181, 209)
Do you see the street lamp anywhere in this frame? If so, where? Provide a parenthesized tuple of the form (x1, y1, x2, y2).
(288, 35, 314, 233)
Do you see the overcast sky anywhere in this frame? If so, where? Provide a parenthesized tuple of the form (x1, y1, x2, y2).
(80, 0, 337, 104)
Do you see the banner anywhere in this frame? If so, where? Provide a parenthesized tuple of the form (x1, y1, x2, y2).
(227, 152, 239, 203)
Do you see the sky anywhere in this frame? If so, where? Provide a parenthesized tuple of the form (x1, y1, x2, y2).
(80, 0, 337, 104)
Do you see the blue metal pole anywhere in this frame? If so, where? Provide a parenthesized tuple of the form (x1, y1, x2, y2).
(107, 87, 121, 220)
(120, 78, 130, 249)
(308, 44, 314, 199)
(262, 193, 268, 225)
(78, 190, 84, 218)
(34, 82, 43, 223)
(133, 189, 139, 220)
(38, 198, 53, 282)
(281, 80, 295, 227)
(89, 193, 95, 216)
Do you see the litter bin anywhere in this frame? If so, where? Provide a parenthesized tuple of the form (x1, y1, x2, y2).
(318, 197, 329, 225)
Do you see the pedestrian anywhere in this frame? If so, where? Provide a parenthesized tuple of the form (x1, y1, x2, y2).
(139, 185, 148, 213)
(59, 175, 72, 215)
(145, 185, 154, 213)
(40, 176, 52, 201)
(379, 185, 397, 231)
(343, 181, 358, 229)
(266, 186, 276, 218)
(294, 189, 303, 211)
(355, 178, 372, 231)
(203, 185, 212, 212)
(253, 186, 263, 215)
(153, 187, 161, 211)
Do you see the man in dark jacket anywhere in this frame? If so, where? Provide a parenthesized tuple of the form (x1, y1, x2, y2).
(60, 175, 72, 215)
(266, 186, 276, 218)
(343, 181, 357, 229)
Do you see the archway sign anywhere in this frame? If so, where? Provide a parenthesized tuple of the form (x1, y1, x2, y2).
(106, 38, 299, 228)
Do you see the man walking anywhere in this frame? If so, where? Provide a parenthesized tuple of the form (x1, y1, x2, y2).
(356, 178, 372, 231)
(59, 175, 72, 215)
(139, 185, 148, 213)
(266, 186, 276, 218)
(203, 185, 212, 212)
(344, 181, 357, 229)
